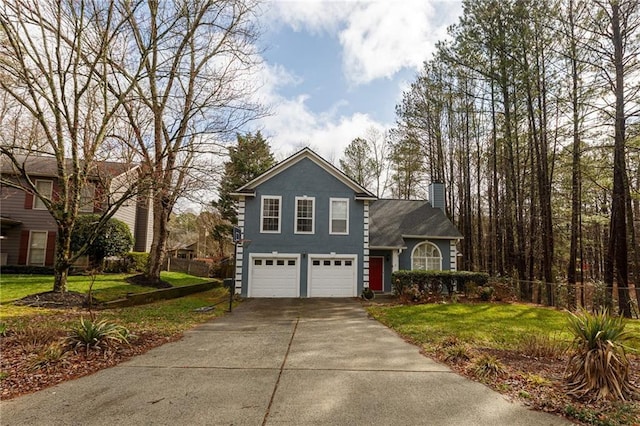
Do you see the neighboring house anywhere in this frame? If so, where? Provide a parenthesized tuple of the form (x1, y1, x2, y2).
(167, 242, 198, 259)
(0, 155, 153, 267)
(232, 148, 463, 298)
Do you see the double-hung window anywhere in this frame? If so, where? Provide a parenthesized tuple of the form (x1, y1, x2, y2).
(295, 197, 315, 234)
(34, 180, 53, 210)
(329, 198, 349, 235)
(28, 231, 48, 265)
(79, 183, 95, 213)
(261, 196, 281, 233)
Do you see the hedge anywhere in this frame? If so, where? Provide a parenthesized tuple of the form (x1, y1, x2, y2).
(392, 270, 489, 297)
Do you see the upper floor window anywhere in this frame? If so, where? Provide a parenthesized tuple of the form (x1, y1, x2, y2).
(411, 242, 442, 271)
(79, 183, 95, 213)
(329, 198, 349, 235)
(295, 197, 315, 234)
(34, 180, 53, 210)
(261, 196, 281, 233)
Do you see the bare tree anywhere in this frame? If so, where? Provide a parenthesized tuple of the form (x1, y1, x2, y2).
(586, 0, 640, 317)
(106, 0, 265, 285)
(0, 0, 141, 292)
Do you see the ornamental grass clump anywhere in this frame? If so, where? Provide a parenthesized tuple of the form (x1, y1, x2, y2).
(565, 309, 634, 401)
(66, 318, 133, 355)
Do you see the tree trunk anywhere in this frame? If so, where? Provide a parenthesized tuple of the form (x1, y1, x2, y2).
(146, 190, 171, 286)
(52, 225, 72, 293)
(567, 0, 581, 310)
(604, 2, 631, 317)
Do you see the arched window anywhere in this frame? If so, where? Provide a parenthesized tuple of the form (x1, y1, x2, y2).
(411, 242, 442, 271)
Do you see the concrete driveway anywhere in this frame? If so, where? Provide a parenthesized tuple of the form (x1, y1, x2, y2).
(1, 298, 570, 425)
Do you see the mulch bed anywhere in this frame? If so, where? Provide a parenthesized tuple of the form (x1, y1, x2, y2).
(0, 327, 181, 400)
(126, 274, 172, 289)
(13, 291, 90, 309)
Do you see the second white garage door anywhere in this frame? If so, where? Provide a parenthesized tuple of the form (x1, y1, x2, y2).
(249, 256, 299, 297)
(308, 256, 357, 297)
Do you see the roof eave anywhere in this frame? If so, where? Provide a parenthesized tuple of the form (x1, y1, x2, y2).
(401, 234, 464, 240)
(369, 245, 407, 250)
(230, 191, 255, 198)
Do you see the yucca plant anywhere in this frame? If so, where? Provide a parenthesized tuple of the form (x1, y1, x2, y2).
(473, 354, 506, 379)
(30, 342, 68, 370)
(66, 318, 132, 355)
(565, 309, 633, 401)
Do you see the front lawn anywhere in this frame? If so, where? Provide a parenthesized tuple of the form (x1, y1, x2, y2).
(0, 272, 212, 305)
(0, 285, 234, 399)
(368, 302, 640, 425)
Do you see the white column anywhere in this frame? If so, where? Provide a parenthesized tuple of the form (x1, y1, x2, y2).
(235, 197, 246, 294)
(363, 200, 370, 288)
(392, 249, 400, 272)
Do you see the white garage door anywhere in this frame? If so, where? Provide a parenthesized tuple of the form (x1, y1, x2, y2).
(249, 256, 299, 297)
(309, 256, 357, 297)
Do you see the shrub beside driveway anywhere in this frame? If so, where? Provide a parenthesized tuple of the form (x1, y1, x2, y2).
(367, 302, 640, 425)
(0, 272, 233, 400)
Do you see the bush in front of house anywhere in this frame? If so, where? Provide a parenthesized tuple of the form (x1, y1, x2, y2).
(71, 215, 134, 268)
(392, 270, 489, 302)
(126, 252, 149, 272)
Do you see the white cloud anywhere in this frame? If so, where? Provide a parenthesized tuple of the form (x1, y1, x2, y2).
(253, 62, 389, 162)
(266, 0, 462, 85)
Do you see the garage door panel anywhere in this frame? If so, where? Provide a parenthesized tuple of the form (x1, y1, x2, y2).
(250, 256, 299, 298)
(309, 257, 356, 297)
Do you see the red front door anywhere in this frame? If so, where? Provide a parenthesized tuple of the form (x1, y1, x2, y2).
(369, 257, 384, 291)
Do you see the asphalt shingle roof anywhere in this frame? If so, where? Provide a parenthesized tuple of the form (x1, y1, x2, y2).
(369, 199, 463, 248)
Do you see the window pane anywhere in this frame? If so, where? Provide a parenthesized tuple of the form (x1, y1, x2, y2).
(296, 199, 313, 233)
(332, 200, 347, 219)
(262, 198, 280, 232)
(79, 184, 95, 213)
(323, 260, 331, 266)
(331, 219, 347, 233)
(29, 232, 47, 265)
(34, 180, 53, 209)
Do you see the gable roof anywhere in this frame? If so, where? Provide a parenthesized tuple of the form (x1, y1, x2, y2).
(1, 155, 135, 179)
(233, 147, 376, 199)
(369, 199, 463, 248)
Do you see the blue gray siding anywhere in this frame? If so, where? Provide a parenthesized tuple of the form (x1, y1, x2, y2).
(241, 158, 365, 297)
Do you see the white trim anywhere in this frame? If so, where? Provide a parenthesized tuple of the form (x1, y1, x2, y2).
(294, 196, 315, 234)
(27, 230, 48, 266)
(236, 148, 375, 198)
(260, 195, 281, 233)
(392, 250, 400, 272)
(248, 253, 301, 298)
(307, 254, 358, 297)
(402, 234, 464, 240)
(33, 179, 53, 210)
(411, 241, 442, 271)
(329, 197, 349, 235)
(450, 240, 457, 271)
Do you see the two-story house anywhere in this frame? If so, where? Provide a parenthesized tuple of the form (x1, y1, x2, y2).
(232, 148, 462, 297)
(0, 155, 153, 267)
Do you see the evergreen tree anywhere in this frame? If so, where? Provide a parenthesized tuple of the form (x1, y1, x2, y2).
(213, 131, 275, 235)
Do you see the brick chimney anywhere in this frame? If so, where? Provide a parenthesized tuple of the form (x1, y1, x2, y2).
(428, 182, 445, 211)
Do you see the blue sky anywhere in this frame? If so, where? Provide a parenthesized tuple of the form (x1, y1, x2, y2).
(250, 0, 464, 161)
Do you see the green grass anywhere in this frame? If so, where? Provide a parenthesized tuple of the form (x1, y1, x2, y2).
(101, 287, 232, 335)
(367, 303, 640, 352)
(0, 272, 212, 304)
(0, 287, 233, 336)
